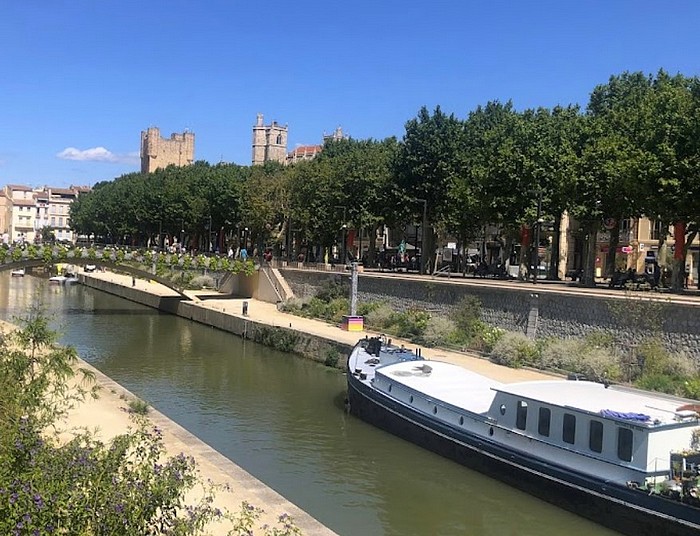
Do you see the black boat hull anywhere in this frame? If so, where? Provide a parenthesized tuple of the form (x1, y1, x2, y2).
(347, 373, 700, 536)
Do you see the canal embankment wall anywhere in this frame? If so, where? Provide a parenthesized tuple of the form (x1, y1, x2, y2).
(281, 269, 700, 360)
(80, 274, 353, 367)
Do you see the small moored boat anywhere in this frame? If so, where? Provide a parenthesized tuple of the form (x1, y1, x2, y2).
(48, 274, 79, 285)
(346, 336, 700, 536)
(11, 268, 25, 277)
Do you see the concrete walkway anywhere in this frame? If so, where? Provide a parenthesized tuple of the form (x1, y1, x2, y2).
(87, 269, 555, 384)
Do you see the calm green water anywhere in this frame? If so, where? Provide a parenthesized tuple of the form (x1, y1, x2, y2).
(0, 274, 618, 536)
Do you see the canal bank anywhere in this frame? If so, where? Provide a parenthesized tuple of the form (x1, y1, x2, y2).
(79, 270, 554, 384)
(35, 276, 341, 536)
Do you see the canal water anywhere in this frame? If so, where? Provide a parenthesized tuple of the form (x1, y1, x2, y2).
(0, 274, 618, 536)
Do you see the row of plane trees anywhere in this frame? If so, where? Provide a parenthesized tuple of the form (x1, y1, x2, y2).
(68, 70, 700, 292)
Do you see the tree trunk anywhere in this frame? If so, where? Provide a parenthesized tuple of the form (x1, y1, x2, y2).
(366, 223, 378, 267)
(519, 224, 531, 280)
(606, 224, 620, 278)
(422, 226, 435, 275)
(671, 221, 686, 292)
(549, 214, 562, 280)
(580, 224, 598, 287)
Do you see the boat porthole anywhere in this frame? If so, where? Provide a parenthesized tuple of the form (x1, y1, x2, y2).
(489, 427, 494, 436)
(388, 384, 392, 392)
(409, 395, 413, 403)
(499, 404, 506, 415)
(433, 406, 438, 414)
(459, 416, 464, 426)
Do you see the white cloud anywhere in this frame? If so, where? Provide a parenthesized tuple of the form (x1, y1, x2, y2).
(56, 147, 140, 165)
(57, 146, 119, 162)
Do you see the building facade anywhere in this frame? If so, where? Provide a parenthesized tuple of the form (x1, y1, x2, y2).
(140, 127, 195, 174)
(1, 184, 88, 244)
(252, 114, 288, 165)
(285, 144, 323, 164)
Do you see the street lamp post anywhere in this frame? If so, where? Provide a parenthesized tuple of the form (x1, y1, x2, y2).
(341, 224, 348, 266)
(334, 205, 348, 264)
(532, 190, 543, 284)
(415, 198, 427, 275)
(207, 214, 212, 253)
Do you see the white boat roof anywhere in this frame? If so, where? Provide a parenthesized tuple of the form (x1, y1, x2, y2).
(376, 359, 695, 427)
(377, 360, 501, 414)
(496, 381, 690, 426)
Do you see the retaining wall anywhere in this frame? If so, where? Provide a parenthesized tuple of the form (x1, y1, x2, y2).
(281, 269, 700, 360)
(80, 275, 352, 368)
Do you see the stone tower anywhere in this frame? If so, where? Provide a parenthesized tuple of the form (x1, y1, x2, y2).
(251, 114, 288, 165)
(140, 127, 195, 174)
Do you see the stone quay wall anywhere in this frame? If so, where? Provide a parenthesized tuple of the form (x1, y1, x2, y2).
(80, 275, 353, 368)
(281, 269, 700, 360)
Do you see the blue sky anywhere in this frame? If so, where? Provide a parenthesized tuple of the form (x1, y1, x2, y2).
(1, 1, 699, 188)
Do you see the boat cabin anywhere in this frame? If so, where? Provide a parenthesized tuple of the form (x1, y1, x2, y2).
(489, 381, 700, 482)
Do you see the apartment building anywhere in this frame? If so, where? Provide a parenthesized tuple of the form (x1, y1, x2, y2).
(1, 184, 88, 244)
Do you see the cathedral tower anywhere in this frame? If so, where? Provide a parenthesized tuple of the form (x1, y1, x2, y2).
(252, 114, 288, 165)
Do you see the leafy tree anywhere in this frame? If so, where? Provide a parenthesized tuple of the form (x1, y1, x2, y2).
(395, 106, 466, 273)
(314, 137, 398, 265)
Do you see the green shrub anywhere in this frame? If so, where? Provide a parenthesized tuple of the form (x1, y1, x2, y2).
(127, 397, 150, 415)
(300, 296, 348, 322)
(324, 348, 341, 368)
(582, 331, 615, 349)
(364, 304, 397, 330)
(472, 324, 505, 353)
(577, 346, 622, 382)
(188, 274, 215, 289)
(281, 297, 306, 313)
(635, 340, 698, 378)
(683, 379, 700, 401)
(315, 279, 348, 302)
(394, 309, 430, 341)
(489, 331, 538, 368)
(539, 338, 584, 371)
(538, 338, 621, 381)
(635, 373, 685, 396)
(451, 295, 482, 337)
(357, 301, 380, 317)
(419, 316, 457, 348)
(1, 305, 296, 535)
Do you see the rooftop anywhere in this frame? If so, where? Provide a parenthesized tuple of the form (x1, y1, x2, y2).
(496, 380, 691, 426)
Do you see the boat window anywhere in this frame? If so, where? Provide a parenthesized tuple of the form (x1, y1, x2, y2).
(499, 404, 506, 416)
(459, 416, 464, 426)
(516, 400, 528, 430)
(589, 420, 603, 453)
(538, 407, 551, 437)
(433, 406, 438, 415)
(409, 395, 413, 403)
(388, 384, 392, 392)
(562, 413, 576, 444)
(617, 428, 633, 462)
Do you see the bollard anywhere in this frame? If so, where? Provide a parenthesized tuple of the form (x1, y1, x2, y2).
(242, 301, 249, 316)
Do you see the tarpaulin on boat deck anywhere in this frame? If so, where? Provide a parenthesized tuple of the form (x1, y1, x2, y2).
(600, 410, 651, 422)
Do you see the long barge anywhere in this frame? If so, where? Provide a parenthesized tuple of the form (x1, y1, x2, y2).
(346, 336, 700, 536)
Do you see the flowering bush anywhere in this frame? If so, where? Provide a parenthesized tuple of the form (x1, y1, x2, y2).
(0, 304, 303, 535)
